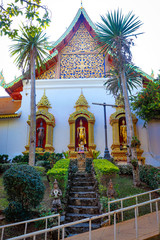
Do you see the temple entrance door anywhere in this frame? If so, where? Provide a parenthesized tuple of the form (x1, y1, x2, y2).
(36, 118, 46, 149)
(75, 117, 88, 151)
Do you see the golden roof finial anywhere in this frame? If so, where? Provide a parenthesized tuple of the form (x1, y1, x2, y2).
(75, 92, 89, 108)
(37, 90, 51, 109)
(81, 0, 83, 9)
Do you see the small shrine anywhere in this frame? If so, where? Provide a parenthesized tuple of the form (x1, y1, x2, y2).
(68, 92, 96, 158)
(110, 95, 145, 163)
(24, 91, 55, 155)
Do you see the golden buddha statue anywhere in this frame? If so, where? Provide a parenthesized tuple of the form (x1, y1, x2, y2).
(77, 119, 86, 147)
(120, 119, 127, 145)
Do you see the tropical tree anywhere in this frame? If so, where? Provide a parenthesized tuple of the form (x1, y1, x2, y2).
(105, 64, 142, 97)
(0, 0, 50, 38)
(95, 9, 143, 186)
(10, 25, 50, 166)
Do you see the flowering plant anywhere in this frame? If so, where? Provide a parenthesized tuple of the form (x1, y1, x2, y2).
(131, 80, 160, 126)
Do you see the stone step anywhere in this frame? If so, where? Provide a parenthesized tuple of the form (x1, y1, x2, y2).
(70, 191, 97, 198)
(68, 205, 100, 215)
(71, 186, 95, 192)
(72, 173, 93, 178)
(69, 197, 98, 206)
(72, 181, 95, 187)
(66, 222, 100, 234)
(65, 213, 101, 223)
(73, 177, 94, 182)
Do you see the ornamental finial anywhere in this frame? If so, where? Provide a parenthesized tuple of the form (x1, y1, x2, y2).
(81, 0, 83, 9)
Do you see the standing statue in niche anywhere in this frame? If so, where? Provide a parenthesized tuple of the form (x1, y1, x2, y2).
(37, 122, 45, 148)
(77, 119, 86, 150)
(120, 119, 127, 146)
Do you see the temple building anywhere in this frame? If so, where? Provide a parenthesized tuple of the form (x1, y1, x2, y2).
(0, 7, 159, 166)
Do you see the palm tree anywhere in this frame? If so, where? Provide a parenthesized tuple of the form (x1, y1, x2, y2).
(96, 9, 143, 186)
(10, 25, 50, 166)
(105, 64, 142, 97)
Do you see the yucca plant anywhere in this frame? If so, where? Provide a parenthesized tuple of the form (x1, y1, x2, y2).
(10, 25, 50, 166)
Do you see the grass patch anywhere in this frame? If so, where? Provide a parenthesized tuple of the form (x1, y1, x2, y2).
(100, 174, 159, 222)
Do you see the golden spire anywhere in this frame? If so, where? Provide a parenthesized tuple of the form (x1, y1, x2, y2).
(75, 92, 89, 109)
(37, 90, 51, 109)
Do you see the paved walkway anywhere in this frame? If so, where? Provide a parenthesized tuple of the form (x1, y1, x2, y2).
(66, 211, 160, 240)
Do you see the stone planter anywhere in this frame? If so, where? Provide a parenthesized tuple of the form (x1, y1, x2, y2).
(147, 119, 160, 158)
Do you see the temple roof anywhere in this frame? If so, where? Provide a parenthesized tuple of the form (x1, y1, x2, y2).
(0, 96, 21, 119)
(48, 7, 95, 52)
(0, 7, 154, 98)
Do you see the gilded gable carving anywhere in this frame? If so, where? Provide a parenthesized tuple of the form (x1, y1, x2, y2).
(37, 65, 56, 79)
(61, 23, 98, 54)
(60, 53, 105, 79)
(60, 23, 105, 79)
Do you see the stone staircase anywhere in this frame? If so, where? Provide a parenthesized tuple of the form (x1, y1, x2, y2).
(65, 171, 101, 235)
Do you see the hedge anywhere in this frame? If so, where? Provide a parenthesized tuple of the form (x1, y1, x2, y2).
(47, 159, 70, 198)
(93, 159, 119, 175)
(93, 159, 119, 196)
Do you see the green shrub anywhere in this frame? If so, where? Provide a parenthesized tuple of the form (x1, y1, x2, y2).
(139, 165, 160, 189)
(0, 154, 9, 164)
(12, 155, 27, 163)
(0, 163, 28, 174)
(118, 165, 133, 175)
(47, 159, 70, 198)
(93, 159, 119, 175)
(36, 160, 51, 171)
(34, 166, 46, 176)
(4, 201, 30, 222)
(3, 165, 45, 214)
(0, 163, 12, 173)
(48, 153, 63, 168)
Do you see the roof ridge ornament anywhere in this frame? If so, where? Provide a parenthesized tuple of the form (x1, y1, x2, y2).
(81, 0, 83, 9)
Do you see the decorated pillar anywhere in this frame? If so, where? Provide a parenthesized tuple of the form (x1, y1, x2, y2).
(110, 95, 145, 163)
(24, 91, 55, 155)
(68, 92, 96, 158)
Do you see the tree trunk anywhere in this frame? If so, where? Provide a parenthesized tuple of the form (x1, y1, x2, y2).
(120, 70, 140, 186)
(29, 47, 36, 166)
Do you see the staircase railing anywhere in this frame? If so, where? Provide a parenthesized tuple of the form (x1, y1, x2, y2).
(108, 188, 160, 223)
(0, 213, 60, 240)
(6, 197, 160, 240)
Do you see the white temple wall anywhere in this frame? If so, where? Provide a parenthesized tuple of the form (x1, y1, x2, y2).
(0, 77, 158, 166)
(23, 78, 115, 155)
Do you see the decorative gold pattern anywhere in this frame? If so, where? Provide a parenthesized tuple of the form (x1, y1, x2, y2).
(37, 90, 51, 108)
(60, 23, 105, 79)
(62, 23, 98, 53)
(37, 65, 56, 79)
